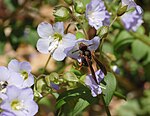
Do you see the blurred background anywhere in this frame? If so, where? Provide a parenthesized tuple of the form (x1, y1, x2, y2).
(0, 0, 150, 116)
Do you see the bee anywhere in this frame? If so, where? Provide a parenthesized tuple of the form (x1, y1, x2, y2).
(72, 42, 107, 84)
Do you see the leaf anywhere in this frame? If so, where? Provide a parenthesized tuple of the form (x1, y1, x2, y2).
(102, 72, 117, 106)
(76, 31, 85, 39)
(56, 86, 98, 115)
(114, 91, 126, 100)
(69, 98, 89, 116)
(132, 40, 149, 61)
(113, 31, 134, 53)
(38, 97, 51, 107)
(63, 71, 79, 82)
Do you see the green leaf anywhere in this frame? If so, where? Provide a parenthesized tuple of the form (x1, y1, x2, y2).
(132, 40, 148, 61)
(113, 31, 134, 53)
(38, 97, 51, 107)
(56, 86, 98, 115)
(114, 91, 126, 100)
(76, 31, 85, 39)
(63, 71, 79, 82)
(69, 98, 89, 116)
(102, 72, 117, 106)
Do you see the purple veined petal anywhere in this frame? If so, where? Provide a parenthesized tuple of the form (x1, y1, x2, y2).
(95, 69, 105, 83)
(18, 87, 34, 100)
(36, 38, 52, 54)
(121, 0, 143, 31)
(86, 0, 110, 30)
(8, 59, 20, 72)
(52, 44, 66, 61)
(37, 22, 54, 38)
(85, 69, 104, 97)
(0, 66, 10, 81)
(21, 73, 34, 88)
(5, 86, 20, 101)
(24, 100, 38, 115)
(88, 36, 100, 51)
(64, 45, 80, 60)
(53, 22, 64, 35)
(20, 61, 32, 72)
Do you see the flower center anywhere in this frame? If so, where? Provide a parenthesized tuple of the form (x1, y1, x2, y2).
(20, 70, 28, 80)
(11, 100, 24, 111)
(53, 32, 62, 41)
(48, 39, 59, 54)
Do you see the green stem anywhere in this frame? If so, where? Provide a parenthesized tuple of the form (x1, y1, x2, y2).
(43, 54, 51, 72)
(70, 11, 89, 39)
(109, 16, 118, 28)
(101, 95, 111, 116)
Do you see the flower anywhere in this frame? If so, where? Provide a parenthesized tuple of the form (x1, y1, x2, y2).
(0, 66, 23, 93)
(85, 69, 104, 97)
(0, 86, 38, 116)
(64, 36, 100, 61)
(120, 0, 143, 31)
(85, 0, 110, 30)
(36, 22, 76, 61)
(8, 59, 34, 88)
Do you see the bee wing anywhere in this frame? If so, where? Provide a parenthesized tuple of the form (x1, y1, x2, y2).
(92, 54, 107, 75)
(85, 57, 98, 84)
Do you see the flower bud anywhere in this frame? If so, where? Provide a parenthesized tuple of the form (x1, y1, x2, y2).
(97, 26, 109, 39)
(117, 5, 128, 16)
(64, 0, 73, 5)
(74, 0, 85, 14)
(54, 6, 70, 21)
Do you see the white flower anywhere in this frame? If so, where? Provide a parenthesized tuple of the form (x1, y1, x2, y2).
(0, 86, 38, 116)
(36, 22, 76, 61)
(8, 59, 34, 88)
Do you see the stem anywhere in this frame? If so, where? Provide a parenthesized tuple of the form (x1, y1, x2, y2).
(43, 54, 51, 72)
(70, 11, 89, 39)
(101, 95, 111, 116)
(109, 16, 118, 28)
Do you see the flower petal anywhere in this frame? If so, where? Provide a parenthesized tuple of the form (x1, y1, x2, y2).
(0, 66, 10, 81)
(8, 59, 20, 72)
(53, 22, 64, 35)
(20, 61, 32, 72)
(52, 45, 66, 61)
(24, 100, 38, 115)
(18, 87, 34, 100)
(6, 86, 20, 100)
(37, 22, 54, 38)
(36, 38, 51, 54)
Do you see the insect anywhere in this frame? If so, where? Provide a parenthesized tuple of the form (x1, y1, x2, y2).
(72, 42, 107, 84)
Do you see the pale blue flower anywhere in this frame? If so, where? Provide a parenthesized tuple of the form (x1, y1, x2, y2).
(0, 86, 38, 116)
(36, 22, 76, 61)
(85, 0, 110, 30)
(85, 69, 104, 97)
(0, 66, 23, 93)
(64, 36, 100, 61)
(8, 59, 34, 88)
(121, 0, 143, 31)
